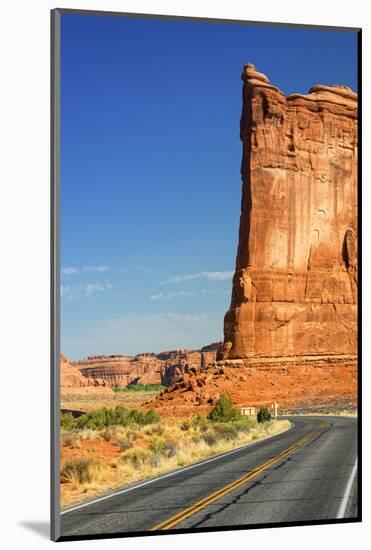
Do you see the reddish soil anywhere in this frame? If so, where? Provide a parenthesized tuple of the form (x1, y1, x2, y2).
(146, 358, 357, 417)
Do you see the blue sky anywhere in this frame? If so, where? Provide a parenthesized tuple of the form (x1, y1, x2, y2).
(60, 13, 358, 360)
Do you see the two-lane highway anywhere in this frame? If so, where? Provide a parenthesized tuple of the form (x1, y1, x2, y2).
(60, 416, 358, 538)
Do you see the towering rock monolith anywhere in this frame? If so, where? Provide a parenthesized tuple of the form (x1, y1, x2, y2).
(147, 64, 358, 417)
(220, 63, 358, 361)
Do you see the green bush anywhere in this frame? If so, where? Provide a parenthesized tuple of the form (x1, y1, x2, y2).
(75, 406, 161, 430)
(257, 406, 272, 423)
(114, 384, 165, 392)
(60, 412, 75, 431)
(207, 394, 240, 422)
(143, 409, 161, 424)
(149, 437, 165, 456)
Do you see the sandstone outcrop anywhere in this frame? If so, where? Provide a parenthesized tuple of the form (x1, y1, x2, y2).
(72, 343, 221, 388)
(220, 64, 357, 360)
(60, 354, 114, 397)
(148, 64, 358, 416)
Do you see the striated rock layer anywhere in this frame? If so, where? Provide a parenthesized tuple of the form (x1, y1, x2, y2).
(60, 354, 114, 397)
(220, 63, 358, 361)
(72, 343, 221, 388)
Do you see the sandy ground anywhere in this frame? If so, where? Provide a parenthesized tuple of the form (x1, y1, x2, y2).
(61, 390, 159, 414)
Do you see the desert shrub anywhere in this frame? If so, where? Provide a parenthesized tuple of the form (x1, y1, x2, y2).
(232, 418, 254, 433)
(202, 432, 218, 447)
(60, 412, 75, 431)
(207, 394, 240, 422)
(149, 437, 165, 456)
(143, 409, 161, 424)
(149, 436, 178, 459)
(61, 458, 102, 484)
(126, 409, 145, 425)
(190, 414, 208, 427)
(120, 384, 165, 392)
(61, 431, 81, 449)
(150, 454, 161, 467)
(75, 408, 116, 430)
(180, 421, 191, 431)
(126, 429, 140, 441)
(162, 440, 178, 458)
(101, 427, 117, 442)
(214, 424, 239, 441)
(75, 406, 160, 430)
(77, 428, 99, 440)
(146, 424, 165, 436)
(257, 406, 272, 423)
(116, 438, 133, 452)
(121, 448, 153, 469)
(127, 408, 160, 426)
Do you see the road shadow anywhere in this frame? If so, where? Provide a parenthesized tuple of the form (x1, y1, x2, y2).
(18, 521, 49, 539)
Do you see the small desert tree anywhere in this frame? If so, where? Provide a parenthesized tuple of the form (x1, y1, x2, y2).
(208, 394, 240, 422)
(257, 406, 272, 423)
(60, 412, 75, 431)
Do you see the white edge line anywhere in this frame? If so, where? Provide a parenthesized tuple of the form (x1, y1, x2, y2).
(336, 457, 358, 519)
(61, 421, 294, 515)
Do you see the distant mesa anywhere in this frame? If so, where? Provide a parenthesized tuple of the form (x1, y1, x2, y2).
(61, 342, 222, 390)
(60, 353, 114, 397)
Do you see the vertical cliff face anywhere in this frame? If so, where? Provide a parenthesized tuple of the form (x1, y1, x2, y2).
(221, 64, 358, 360)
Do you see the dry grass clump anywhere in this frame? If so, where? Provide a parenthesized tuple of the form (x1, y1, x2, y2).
(145, 424, 165, 436)
(61, 458, 103, 487)
(99, 426, 136, 451)
(61, 428, 100, 449)
(121, 448, 155, 468)
(61, 431, 82, 449)
(115, 438, 133, 452)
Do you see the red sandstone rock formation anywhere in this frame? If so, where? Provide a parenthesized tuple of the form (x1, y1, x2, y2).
(72, 343, 221, 388)
(148, 64, 358, 416)
(60, 354, 114, 397)
(220, 64, 357, 360)
(74, 355, 162, 387)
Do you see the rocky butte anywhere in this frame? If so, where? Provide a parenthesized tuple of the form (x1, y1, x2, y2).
(60, 354, 114, 397)
(149, 64, 358, 416)
(69, 343, 221, 388)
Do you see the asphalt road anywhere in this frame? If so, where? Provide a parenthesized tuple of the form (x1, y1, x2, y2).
(60, 416, 358, 538)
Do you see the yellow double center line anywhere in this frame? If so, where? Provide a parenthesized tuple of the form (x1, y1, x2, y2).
(150, 421, 326, 531)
